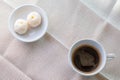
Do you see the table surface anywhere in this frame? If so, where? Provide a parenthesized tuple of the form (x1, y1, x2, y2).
(1, 0, 120, 80)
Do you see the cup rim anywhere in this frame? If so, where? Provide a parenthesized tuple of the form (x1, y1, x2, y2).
(68, 39, 106, 76)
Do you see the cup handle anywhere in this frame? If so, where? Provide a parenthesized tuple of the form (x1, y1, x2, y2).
(107, 53, 115, 60)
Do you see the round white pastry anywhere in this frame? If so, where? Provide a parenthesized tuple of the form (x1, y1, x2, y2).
(27, 11, 41, 28)
(14, 19, 28, 34)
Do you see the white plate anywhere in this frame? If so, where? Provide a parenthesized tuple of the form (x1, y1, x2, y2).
(9, 4, 48, 42)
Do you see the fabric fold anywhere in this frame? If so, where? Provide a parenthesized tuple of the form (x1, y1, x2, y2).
(0, 55, 32, 80)
(108, 0, 120, 30)
(0, 0, 13, 55)
(4, 0, 38, 8)
(79, 0, 117, 19)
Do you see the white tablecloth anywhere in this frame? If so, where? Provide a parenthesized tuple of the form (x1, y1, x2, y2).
(1, 0, 120, 80)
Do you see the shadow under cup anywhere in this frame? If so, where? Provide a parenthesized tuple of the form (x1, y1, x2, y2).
(69, 39, 106, 76)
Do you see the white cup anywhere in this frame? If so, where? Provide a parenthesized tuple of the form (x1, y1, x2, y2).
(68, 39, 115, 76)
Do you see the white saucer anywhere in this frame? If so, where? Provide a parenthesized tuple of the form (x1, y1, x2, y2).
(8, 4, 48, 42)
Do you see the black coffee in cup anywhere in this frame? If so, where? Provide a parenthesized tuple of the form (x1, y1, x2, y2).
(72, 45, 100, 72)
